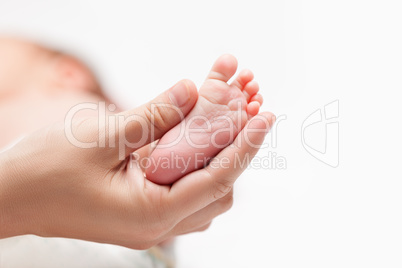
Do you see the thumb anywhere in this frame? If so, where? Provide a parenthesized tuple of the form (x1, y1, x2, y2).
(117, 79, 198, 157)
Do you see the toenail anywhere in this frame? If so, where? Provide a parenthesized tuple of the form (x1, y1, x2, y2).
(169, 81, 190, 107)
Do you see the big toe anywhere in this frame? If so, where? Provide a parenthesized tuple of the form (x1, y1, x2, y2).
(206, 54, 238, 82)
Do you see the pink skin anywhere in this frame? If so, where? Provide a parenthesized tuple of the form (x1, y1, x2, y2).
(146, 55, 264, 185)
(0, 37, 107, 149)
(0, 38, 275, 249)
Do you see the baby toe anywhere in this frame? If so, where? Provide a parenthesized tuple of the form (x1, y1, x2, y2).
(230, 69, 254, 90)
(247, 101, 261, 117)
(206, 54, 238, 82)
(243, 80, 259, 102)
(250, 93, 263, 105)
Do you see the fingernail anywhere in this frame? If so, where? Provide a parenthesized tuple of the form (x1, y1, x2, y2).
(169, 81, 190, 107)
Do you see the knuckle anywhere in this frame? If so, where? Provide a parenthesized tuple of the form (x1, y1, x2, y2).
(215, 193, 234, 214)
(143, 103, 169, 134)
(221, 194, 234, 212)
(197, 222, 212, 232)
(213, 179, 233, 200)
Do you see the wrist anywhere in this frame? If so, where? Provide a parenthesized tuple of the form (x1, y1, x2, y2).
(0, 149, 36, 238)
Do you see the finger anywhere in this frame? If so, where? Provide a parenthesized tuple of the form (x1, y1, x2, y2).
(170, 189, 233, 236)
(169, 112, 275, 218)
(117, 80, 198, 157)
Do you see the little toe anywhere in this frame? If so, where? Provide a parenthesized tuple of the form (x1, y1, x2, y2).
(250, 93, 263, 105)
(206, 54, 238, 82)
(230, 69, 254, 90)
(247, 101, 261, 117)
(243, 81, 259, 102)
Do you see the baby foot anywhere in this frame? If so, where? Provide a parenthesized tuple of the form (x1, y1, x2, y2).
(146, 55, 263, 184)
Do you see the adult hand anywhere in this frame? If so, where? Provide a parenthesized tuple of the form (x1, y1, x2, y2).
(0, 79, 275, 249)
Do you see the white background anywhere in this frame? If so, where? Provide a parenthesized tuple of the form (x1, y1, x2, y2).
(1, 0, 401, 267)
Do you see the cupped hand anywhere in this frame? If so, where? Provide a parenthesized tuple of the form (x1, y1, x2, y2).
(0, 79, 275, 249)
